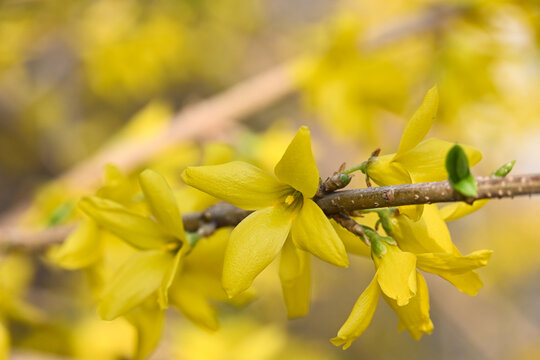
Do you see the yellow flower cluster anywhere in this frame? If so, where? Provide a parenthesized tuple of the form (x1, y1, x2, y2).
(181, 86, 493, 349)
(46, 86, 493, 355)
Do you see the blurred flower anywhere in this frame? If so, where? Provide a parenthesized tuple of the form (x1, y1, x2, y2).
(0, 254, 46, 358)
(80, 169, 187, 319)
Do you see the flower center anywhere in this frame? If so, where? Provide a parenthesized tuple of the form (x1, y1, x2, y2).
(281, 190, 303, 212)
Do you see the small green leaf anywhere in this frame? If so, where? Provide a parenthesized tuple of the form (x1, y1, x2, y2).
(370, 238, 387, 258)
(47, 202, 74, 226)
(492, 160, 516, 178)
(446, 144, 478, 197)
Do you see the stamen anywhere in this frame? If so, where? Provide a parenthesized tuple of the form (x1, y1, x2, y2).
(284, 195, 295, 205)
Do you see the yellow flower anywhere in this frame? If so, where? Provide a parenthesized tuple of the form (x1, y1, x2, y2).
(80, 169, 187, 320)
(182, 126, 348, 297)
(367, 86, 482, 187)
(48, 164, 138, 270)
(391, 204, 493, 296)
(279, 236, 311, 318)
(365, 86, 482, 220)
(332, 207, 493, 348)
(331, 241, 418, 349)
(169, 228, 253, 331)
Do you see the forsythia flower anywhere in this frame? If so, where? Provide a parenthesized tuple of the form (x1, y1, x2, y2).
(390, 204, 493, 296)
(181, 126, 349, 298)
(332, 233, 492, 348)
(366, 86, 481, 220)
(80, 169, 187, 320)
(48, 164, 139, 270)
(367, 86, 482, 187)
(332, 205, 493, 348)
(331, 240, 419, 349)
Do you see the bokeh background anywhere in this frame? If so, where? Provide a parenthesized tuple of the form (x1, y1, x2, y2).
(1, 0, 540, 359)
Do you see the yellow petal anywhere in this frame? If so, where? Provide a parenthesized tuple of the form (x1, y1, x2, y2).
(331, 219, 370, 257)
(416, 250, 493, 274)
(396, 86, 439, 156)
(97, 164, 134, 204)
(392, 204, 454, 254)
(396, 138, 482, 183)
(222, 206, 292, 297)
(398, 204, 424, 222)
(126, 305, 165, 360)
(181, 161, 288, 210)
(279, 238, 311, 318)
(274, 126, 319, 197)
(439, 199, 489, 222)
(331, 275, 380, 350)
(176, 272, 228, 303)
(170, 275, 220, 331)
(438, 271, 484, 296)
(48, 218, 102, 269)
(383, 271, 433, 340)
(158, 246, 186, 309)
(184, 228, 229, 276)
(291, 199, 348, 267)
(98, 250, 173, 320)
(367, 154, 412, 186)
(79, 196, 168, 250)
(375, 244, 417, 306)
(139, 169, 185, 242)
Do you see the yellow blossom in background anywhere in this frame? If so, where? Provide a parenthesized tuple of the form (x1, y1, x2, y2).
(79, 169, 187, 319)
(169, 227, 253, 331)
(0, 322, 7, 360)
(47, 164, 140, 271)
(294, 13, 408, 143)
(0, 254, 46, 359)
(172, 316, 339, 360)
(72, 316, 135, 360)
(182, 126, 348, 302)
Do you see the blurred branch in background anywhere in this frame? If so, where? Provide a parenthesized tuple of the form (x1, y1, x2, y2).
(0, 4, 468, 227)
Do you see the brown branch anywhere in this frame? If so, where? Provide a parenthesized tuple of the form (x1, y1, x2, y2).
(316, 174, 540, 214)
(0, 4, 469, 227)
(2, 173, 538, 251)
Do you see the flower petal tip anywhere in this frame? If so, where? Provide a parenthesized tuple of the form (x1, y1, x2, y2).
(330, 337, 351, 350)
(180, 168, 191, 184)
(97, 305, 116, 322)
(395, 297, 411, 307)
(336, 256, 350, 268)
(223, 286, 238, 300)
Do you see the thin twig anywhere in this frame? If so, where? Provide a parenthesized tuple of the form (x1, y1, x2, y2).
(2, 173, 538, 251)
